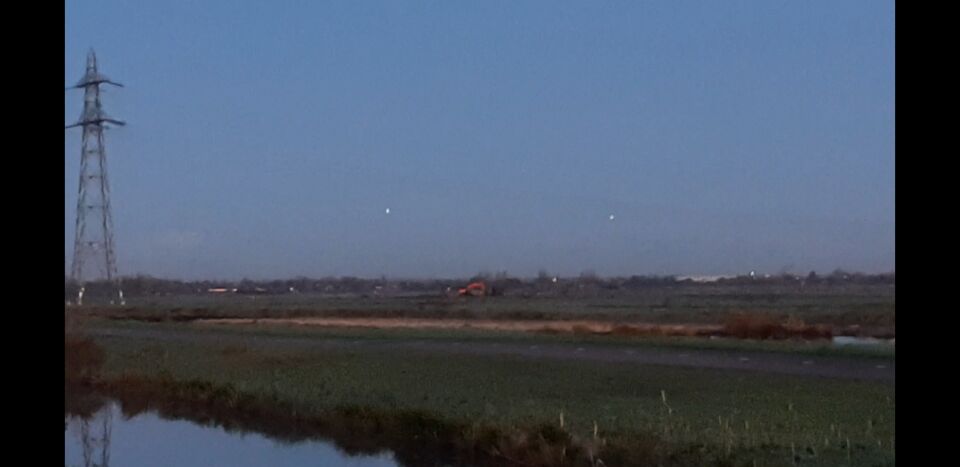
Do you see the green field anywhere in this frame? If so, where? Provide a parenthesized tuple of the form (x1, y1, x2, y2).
(100, 316, 896, 359)
(73, 318, 895, 466)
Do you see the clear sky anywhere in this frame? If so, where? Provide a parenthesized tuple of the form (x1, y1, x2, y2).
(65, 1, 894, 280)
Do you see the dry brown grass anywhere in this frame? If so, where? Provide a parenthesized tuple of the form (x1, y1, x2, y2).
(569, 324, 596, 335)
(200, 317, 738, 341)
(65, 335, 105, 382)
(722, 312, 833, 340)
(608, 323, 716, 338)
(66, 309, 106, 382)
(722, 312, 785, 339)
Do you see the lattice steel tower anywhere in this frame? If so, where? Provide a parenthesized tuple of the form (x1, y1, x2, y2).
(66, 49, 125, 305)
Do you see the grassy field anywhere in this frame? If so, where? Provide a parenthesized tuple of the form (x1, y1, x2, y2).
(103, 317, 896, 359)
(73, 318, 895, 466)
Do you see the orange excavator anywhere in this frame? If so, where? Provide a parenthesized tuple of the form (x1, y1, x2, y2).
(458, 281, 487, 297)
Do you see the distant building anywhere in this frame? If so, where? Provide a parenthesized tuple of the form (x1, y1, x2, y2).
(676, 275, 736, 283)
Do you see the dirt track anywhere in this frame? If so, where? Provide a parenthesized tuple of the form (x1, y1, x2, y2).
(91, 323, 895, 383)
(197, 317, 722, 336)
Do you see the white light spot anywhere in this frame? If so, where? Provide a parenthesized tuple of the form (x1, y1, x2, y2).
(609, 214, 615, 221)
(385, 208, 391, 214)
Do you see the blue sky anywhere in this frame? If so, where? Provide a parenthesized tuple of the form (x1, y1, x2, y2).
(65, 1, 894, 280)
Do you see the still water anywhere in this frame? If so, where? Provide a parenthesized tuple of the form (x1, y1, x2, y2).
(832, 336, 895, 346)
(64, 400, 400, 467)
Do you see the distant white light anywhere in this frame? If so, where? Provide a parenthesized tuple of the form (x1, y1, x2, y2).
(385, 208, 391, 214)
(609, 214, 615, 221)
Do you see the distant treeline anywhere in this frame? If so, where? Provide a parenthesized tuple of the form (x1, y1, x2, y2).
(65, 270, 893, 299)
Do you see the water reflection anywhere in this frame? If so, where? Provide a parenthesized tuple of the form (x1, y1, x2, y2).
(832, 336, 895, 346)
(70, 401, 111, 467)
(65, 396, 399, 467)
